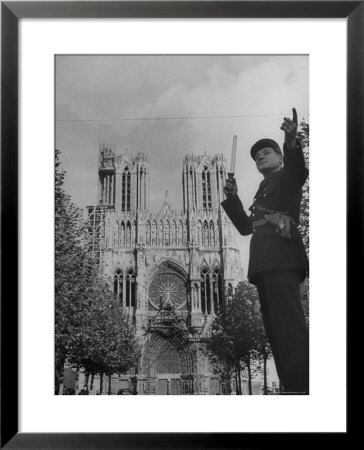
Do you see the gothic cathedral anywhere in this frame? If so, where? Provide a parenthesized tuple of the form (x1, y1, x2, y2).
(86, 143, 242, 394)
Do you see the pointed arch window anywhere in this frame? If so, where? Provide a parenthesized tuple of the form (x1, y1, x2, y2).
(122, 167, 131, 212)
(126, 269, 136, 308)
(172, 221, 177, 245)
(151, 221, 157, 246)
(203, 221, 209, 247)
(143, 168, 147, 210)
(209, 221, 215, 247)
(164, 221, 170, 246)
(158, 221, 163, 246)
(119, 221, 125, 247)
(212, 268, 223, 312)
(99, 173, 114, 205)
(194, 283, 199, 310)
(215, 220, 220, 246)
(189, 167, 196, 210)
(114, 269, 123, 304)
(178, 220, 183, 246)
(219, 167, 225, 200)
(99, 176, 105, 205)
(137, 167, 142, 210)
(197, 221, 202, 245)
(146, 221, 151, 246)
(183, 221, 188, 245)
(126, 221, 131, 247)
(202, 166, 212, 211)
(113, 223, 118, 248)
(137, 166, 148, 211)
(201, 268, 211, 314)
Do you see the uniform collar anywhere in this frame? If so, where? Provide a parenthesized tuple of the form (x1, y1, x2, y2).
(262, 167, 283, 182)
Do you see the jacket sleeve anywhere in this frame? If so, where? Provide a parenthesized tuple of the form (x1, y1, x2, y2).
(221, 195, 253, 236)
(282, 139, 309, 189)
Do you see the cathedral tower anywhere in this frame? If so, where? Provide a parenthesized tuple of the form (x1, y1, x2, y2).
(182, 152, 226, 214)
(97, 142, 150, 212)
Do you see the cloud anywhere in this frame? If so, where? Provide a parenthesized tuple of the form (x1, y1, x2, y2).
(56, 55, 308, 274)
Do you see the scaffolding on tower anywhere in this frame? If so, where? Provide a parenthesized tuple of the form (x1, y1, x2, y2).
(87, 205, 110, 266)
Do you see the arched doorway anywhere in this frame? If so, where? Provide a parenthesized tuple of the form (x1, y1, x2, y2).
(142, 329, 195, 395)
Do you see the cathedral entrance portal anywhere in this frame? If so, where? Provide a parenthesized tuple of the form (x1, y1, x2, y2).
(142, 329, 195, 395)
(139, 260, 195, 395)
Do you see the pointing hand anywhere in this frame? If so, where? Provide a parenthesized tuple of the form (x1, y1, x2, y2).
(280, 108, 298, 148)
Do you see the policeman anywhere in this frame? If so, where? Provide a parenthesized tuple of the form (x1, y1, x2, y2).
(221, 108, 309, 394)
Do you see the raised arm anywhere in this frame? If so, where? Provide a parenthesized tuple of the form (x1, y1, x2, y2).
(280, 108, 308, 189)
(221, 176, 253, 236)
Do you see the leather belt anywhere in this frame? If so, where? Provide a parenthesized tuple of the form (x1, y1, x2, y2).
(252, 218, 266, 230)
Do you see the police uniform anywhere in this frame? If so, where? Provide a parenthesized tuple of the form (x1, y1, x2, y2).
(221, 139, 309, 394)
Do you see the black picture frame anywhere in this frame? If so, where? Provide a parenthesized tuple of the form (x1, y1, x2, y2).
(1, 1, 359, 447)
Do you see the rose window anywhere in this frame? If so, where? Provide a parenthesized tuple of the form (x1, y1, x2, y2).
(149, 271, 187, 310)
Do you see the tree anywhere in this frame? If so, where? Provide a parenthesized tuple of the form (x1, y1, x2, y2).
(252, 313, 272, 395)
(67, 289, 141, 394)
(233, 282, 271, 394)
(207, 281, 265, 395)
(297, 120, 310, 326)
(55, 149, 141, 394)
(55, 148, 90, 391)
(297, 120, 309, 255)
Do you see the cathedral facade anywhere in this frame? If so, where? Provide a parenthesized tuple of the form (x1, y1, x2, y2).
(86, 143, 243, 395)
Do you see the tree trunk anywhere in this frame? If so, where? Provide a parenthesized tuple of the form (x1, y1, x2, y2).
(75, 368, 80, 394)
(85, 372, 90, 389)
(108, 374, 112, 395)
(247, 359, 252, 395)
(100, 373, 104, 395)
(55, 354, 66, 395)
(90, 373, 95, 394)
(236, 366, 242, 395)
(263, 354, 268, 395)
(234, 371, 239, 395)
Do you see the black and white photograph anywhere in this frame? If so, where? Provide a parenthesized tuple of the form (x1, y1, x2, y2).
(55, 54, 309, 396)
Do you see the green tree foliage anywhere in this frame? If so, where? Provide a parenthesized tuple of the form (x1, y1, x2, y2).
(207, 281, 269, 395)
(55, 149, 141, 393)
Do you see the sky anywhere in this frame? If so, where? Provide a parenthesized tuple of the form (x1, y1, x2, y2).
(56, 55, 308, 275)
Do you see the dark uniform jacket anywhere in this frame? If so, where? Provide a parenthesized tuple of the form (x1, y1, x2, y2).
(221, 140, 309, 285)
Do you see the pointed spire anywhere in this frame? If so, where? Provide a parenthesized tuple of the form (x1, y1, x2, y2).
(159, 190, 174, 215)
